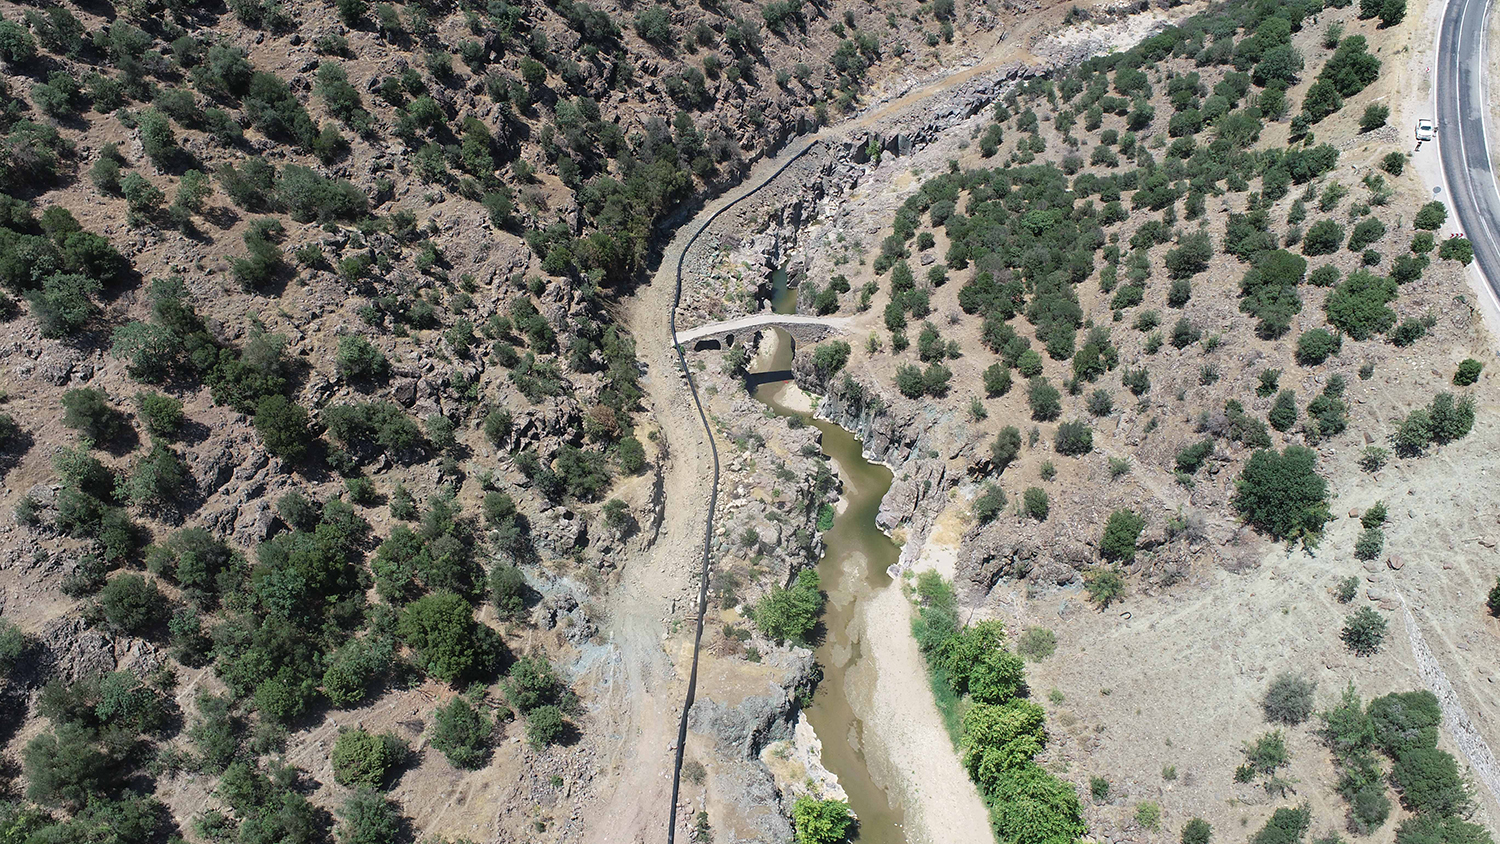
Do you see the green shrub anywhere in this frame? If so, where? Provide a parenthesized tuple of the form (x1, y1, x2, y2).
(324, 401, 423, 457)
(524, 704, 566, 747)
(1251, 805, 1310, 844)
(754, 569, 823, 643)
(1176, 439, 1214, 474)
(137, 109, 179, 169)
(973, 483, 1007, 524)
(1368, 690, 1441, 755)
(1090, 775, 1110, 801)
(1239, 249, 1306, 338)
(398, 592, 496, 683)
(1269, 389, 1298, 432)
(1085, 568, 1125, 608)
(1354, 526, 1384, 561)
(991, 426, 1022, 472)
(1055, 420, 1093, 456)
(98, 574, 169, 635)
(1296, 329, 1344, 370)
(1438, 237, 1473, 265)
(321, 636, 393, 707)
(812, 341, 851, 380)
(1359, 104, 1389, 132)
(1232, 446, 1330, 543)
(1454, 358, 1483, 386)
(135, 392, 186, 440)
(61, 388, 127, 443)
(1016, 627, 1056, 661)
(337, 788, 401, 844)
(1027, 377, 1061, 421)
(331, 728, 404, 790)
(1326, 270, 1397, 340)
(1182, 818, 1212, 844)
(1023, 487, 1049, 521)
(1393, 814, 1491, 844)
(1390, 746, 1471, 815)
(121, 444, 189, 509)
(278, 164, 367, 223)
(253, 395, 311, 460)
(1348, 217, 1386, 251)
(1303, 220, 1344, 255)
(1136, 802, 1161, 831)
(1264, 673, 1316, 725)
(1342, 606, 1388, 656)
(429, 697, 491, 769)
(1413, 201, 1447, 230)
(336, 336, 389, 382)
(1099, 510, 1144, 563)
(28, 274, 102, 338)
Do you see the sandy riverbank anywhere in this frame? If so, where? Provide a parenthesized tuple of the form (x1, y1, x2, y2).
(847, 509, 992, 844)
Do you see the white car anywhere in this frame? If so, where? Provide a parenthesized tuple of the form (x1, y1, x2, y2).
(1416, 119, 1435, 141)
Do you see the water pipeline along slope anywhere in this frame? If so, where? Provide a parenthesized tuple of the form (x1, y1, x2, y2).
(662, 136, 822, 844)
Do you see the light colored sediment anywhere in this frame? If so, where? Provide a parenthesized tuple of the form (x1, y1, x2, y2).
(852, 507, 991, 844)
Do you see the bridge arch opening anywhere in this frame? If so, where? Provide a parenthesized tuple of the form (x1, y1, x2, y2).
(725, 333, 735, 347)
(692, 338, 722, 352)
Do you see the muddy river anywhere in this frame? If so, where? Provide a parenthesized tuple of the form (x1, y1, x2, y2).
(750, 275, 908, 843)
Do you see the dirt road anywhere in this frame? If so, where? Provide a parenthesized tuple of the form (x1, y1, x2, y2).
(582, 12, 1092, 843)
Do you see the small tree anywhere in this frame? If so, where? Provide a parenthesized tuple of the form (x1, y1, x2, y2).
(1487, 577, 1500, 616)
(1342, 606, 1388, 656)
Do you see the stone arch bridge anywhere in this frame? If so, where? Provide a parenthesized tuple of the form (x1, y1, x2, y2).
(674, 313, 854, 352)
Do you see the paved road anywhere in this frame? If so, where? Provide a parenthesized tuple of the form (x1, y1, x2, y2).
(674, 312, 854, 345)
(1437, 0, 1500, 292)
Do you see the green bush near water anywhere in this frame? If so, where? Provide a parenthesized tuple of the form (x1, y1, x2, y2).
(907, 572, 1084, 843)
